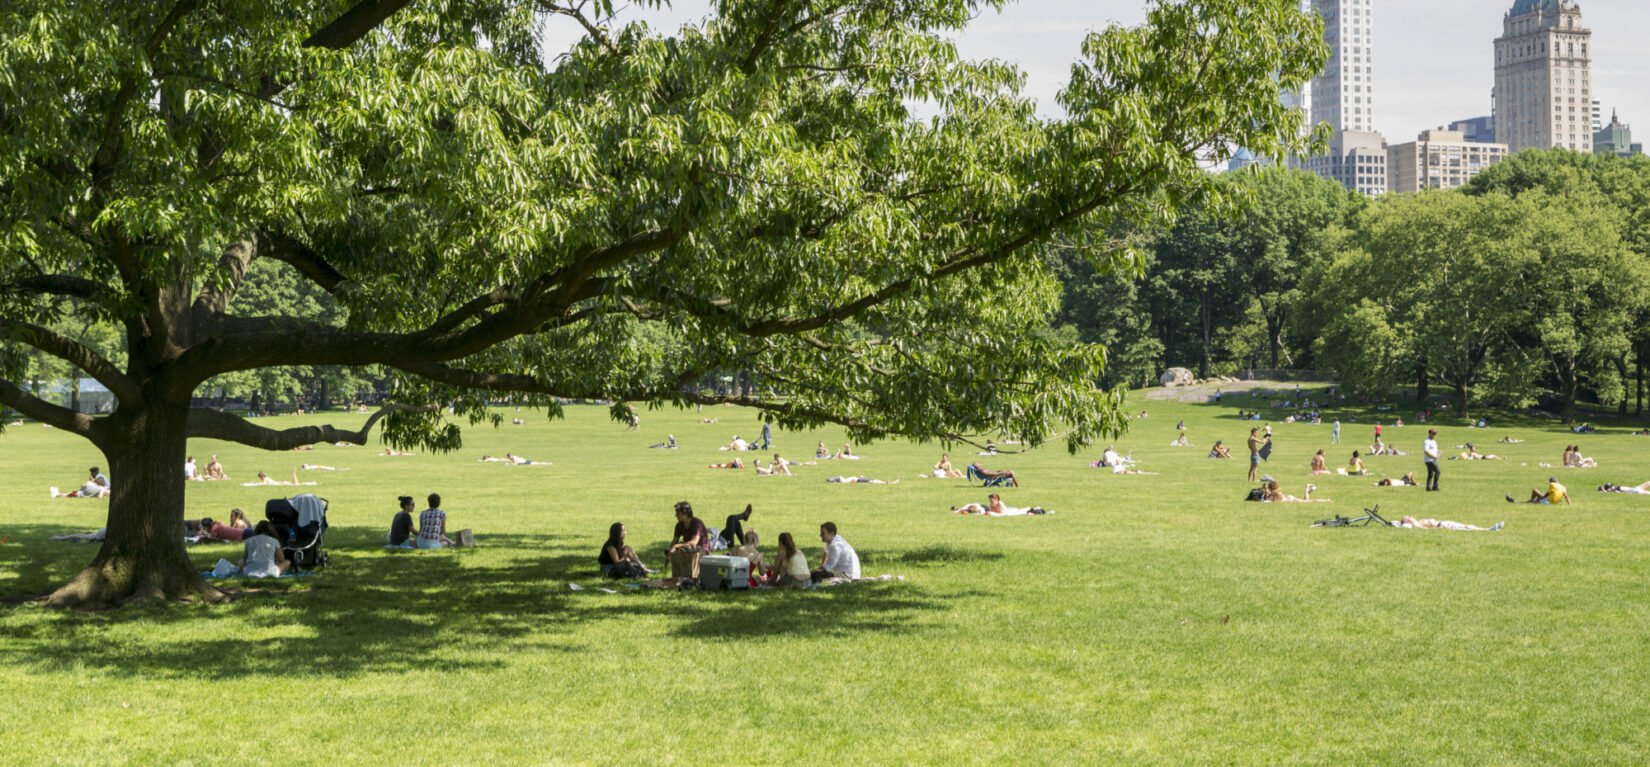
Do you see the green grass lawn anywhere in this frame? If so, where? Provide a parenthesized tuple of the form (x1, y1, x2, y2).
(3, 387, 1650, 765)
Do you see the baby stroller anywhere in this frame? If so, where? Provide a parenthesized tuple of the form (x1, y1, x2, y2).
(264, 494, 330, 570)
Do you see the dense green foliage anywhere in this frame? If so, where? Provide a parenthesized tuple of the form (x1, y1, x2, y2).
(4, 398, 1649, 763)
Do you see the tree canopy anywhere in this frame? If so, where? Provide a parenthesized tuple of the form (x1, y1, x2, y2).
(0, 0, 1328, 605)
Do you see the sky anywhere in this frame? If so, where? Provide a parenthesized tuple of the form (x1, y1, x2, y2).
(541, 0, 1650, 142)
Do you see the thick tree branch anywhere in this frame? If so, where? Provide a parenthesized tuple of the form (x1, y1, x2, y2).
(0, 319, 140, 403)
(0, 379, 109, 445)
(88, 0, 200, 187)
(259, 232, 348, 293)
(6, 274, 110, 302)
(186, 403, 437, 449)
(191, 234, 261, 318)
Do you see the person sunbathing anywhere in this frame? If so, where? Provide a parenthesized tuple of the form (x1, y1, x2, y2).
(830, 444, 859, 459)
(1599, 482, 1650, 494)
(754, 459, 791, 476)
(1108, 463, 1158, 475)
(1451, 444, 1502, 461)
(1310, 450, 1331, 476)
(1169, 434, 1191, 447)
(1263, 481, 1329, 503)
(200, 455, 226, 480)
(1509, 478, 1570, 505)
(511, 418, 525, 425)
(247, 470, 317, 487)
(382, 448, 414, 456)
(332, 441, 357, 447)
(1375, 472, 1418, 487)
(299, 463, 346, 471)
(1208, 441, 1232, 460)
(700, 417, 718, 423)
(774, 454, 815, 466)
(1345, 451, 1368, 475)
(1568, 446, 1597, 468)
(708, 458, 745, 469)
(930, 453, 964, 478)
(815, 441, 831, 458)
(291, 444, 315, 451)
(197, 516, 248, 542)
(504, 452, 549, 466)
(826, 475, 897, 484)
(953, 493, 1052, 516)
(648, 435, 678, 449)
(967, 462, 1022, 487)
(1498, 436, 1524, 443)
(1396, 515, 1503, 532)
(1634, 430, 1650, 437)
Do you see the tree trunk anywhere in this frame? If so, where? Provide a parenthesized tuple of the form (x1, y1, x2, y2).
(1615, 354, 1630, 419)
(70, 378, 81, 414)
(1454, 379, 1471, 420)
(1267, 315, 1282, 369)
(1560, 360, 1579, 425)
(1416, 363, 1429, 404)
(46, 399, 224, 608)
(1637, 353, 1644, 417)
(1199, 287, 1212, 379)
(319, 376, 331, 411)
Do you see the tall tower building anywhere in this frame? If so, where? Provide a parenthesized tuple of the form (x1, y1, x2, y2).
(1494, 0, 1592, 153)
(1310, 0, 1375, 134)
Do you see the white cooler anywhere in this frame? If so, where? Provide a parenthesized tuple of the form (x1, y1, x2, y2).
(698, 555, 751, 590)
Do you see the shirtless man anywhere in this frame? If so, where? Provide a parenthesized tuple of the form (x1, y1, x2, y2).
(204, 455, 228, 480)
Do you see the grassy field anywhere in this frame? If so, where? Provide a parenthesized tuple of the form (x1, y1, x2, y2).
(2, 386, 1649, 765)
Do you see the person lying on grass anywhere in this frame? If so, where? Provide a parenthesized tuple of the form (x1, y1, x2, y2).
(1499, 436, 1524, 443)
(599, 522, 652, 577)
(1396, 516, 1503, 532)
(1450, 444, 1502, 461)
(239, 521, 291, 577)
(1599, 482, 1650, 494)
(1509, 478, 1570, 505)
(826, 475, 898, 484)
(765, 532, 811, 588)
(708, 458, 745, 469)
(299, 463, 347, 471)
(51, 474, 109, 499)
(382, 448, 415, 456)
(1263, 482, 1330, 503)
(50, 528, 106, 543)
(197, 516, 248, 542)
(1208, 441, 1232, 459)
(247, 470, 317, 486)
(953, 493, 1052, 516)
(1375, 472, 1419, 487)
(648, 435, 677, 449)
(824, 444, 860, 459)
(1108, 463, 1159, 476)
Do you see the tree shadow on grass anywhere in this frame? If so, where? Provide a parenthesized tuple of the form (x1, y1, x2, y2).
(0, 528, 976, 680)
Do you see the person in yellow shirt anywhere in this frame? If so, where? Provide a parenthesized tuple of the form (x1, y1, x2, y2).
(1509, 478, 1571, 505)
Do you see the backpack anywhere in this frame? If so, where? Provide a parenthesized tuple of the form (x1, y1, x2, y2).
(1244, 487, 1266, 502)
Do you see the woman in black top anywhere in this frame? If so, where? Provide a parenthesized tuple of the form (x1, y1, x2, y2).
(599, 522, 646, 576)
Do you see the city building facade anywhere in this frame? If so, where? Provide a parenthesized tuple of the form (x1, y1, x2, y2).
(1594, 111, 1644, 158)
(1493, 0, 1592, 153)
(1310, 0, 1376, 135)
(1302, 130, 1388, 195)
(1451, 116, 1497, 144)
(1387, 129, 1510, 193)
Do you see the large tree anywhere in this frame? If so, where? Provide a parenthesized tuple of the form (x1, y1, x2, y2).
(0, 0, 1326, 606)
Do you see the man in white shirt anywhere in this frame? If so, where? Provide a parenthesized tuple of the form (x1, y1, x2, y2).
(1422, 428, 1441, 492)
(812, 522, 860, 582)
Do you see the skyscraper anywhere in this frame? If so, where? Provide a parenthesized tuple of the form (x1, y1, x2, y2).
(1299, 0, 1386, 195)
(1493, 0, 1592, 153)
(1310, 0, 1375, 134)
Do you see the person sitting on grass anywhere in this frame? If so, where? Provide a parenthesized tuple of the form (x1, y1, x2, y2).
(1263, 481, 1330, 503)
(239, 521, 290, 577)
(1310, 450, 1331, 476)
(185, 456, 199, 481)
(766, 532, 811, 588)
(707, 458, 745, 470)
(1169, 434, 1191, 447)
(810, 522, 860, 582)
(1566, 446, 1597, 468)
(1600, 482, 1650, 494)
(1344, 451, 1368, 476)
(967, 462, 1021, 486)
(1208, 441, 1232, 460)
(1396, 516, 1503, 532)
(198, 516, 248, 542)
(1509, 478, 1570, 505)
(827, 444, 860, 460)
(668, 501, 709, 578)
(720, 435, 750, 452)
(815, 441, 831, 458)
(1375, 472, 1419, 487)
(204, 455, 228, 480)
(417, 493, 454, 549)
(648, 435, 677, 449)
(754, 458, 792, 476)
(730, 529, 765, 573)
(387, 495, 416, 547)
(931, 453, 964, 478)
(825, 475, 898, 484)
(599, 522, 650, 577)
(953, 493, 1052, 516)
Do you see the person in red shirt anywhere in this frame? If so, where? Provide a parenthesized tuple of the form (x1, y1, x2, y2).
(198, 516, 247, 542)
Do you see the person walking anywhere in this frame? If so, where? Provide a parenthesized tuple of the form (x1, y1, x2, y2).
(760, 421, 772, 451)
(1331, 418, 1341, 445)
(1423, 428, 1442, 492)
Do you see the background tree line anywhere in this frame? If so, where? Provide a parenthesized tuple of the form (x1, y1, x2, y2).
(1051, 150, 1650, 423)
